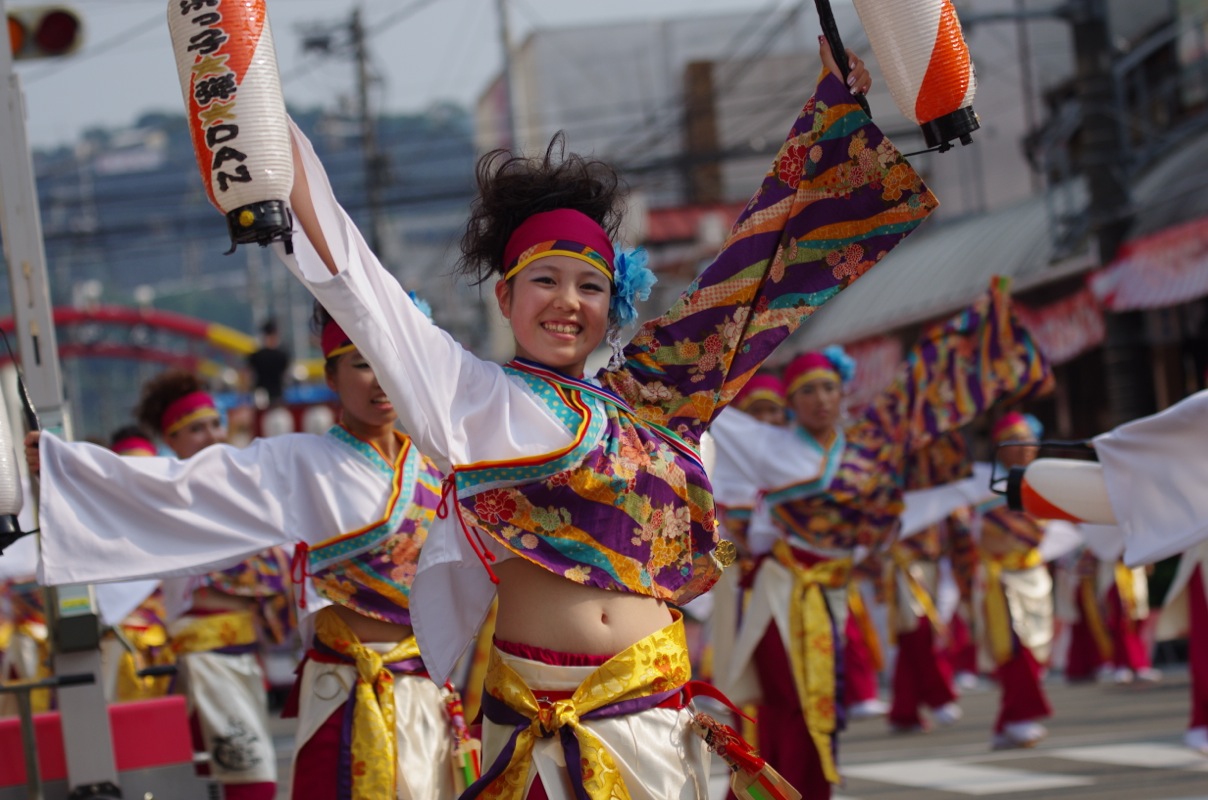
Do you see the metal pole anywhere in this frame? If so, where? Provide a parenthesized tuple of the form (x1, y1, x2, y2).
(0, 0, 118, 791)
(15, 691, 43, 800)
(351, 8, 386, 258)
(494, 0, 519, 150)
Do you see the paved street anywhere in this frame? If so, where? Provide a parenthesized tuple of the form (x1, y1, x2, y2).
(836, 667, 1207, 800)
(266, 666, 1208, 799)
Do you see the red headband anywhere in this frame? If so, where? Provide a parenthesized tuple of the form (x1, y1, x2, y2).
(321, 319, 355, 359)
(783, 352, 840, 396)
(502, 209, 615, 280)
(112, 436, 157, 456)
(992, 411, 1034, 443)
(734, 374, 786, 411)
(161, 391, 218, 436)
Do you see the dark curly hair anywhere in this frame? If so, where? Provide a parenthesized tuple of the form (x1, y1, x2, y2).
(457, 132, 626, 285)
(134, 370, 206, 435)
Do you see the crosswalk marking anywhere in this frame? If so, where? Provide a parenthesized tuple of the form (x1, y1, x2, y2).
(1047, 743, 1208, 771)
(842, 759, 1095, 795)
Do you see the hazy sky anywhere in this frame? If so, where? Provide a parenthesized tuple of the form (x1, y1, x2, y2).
(13, 0, 780, 149)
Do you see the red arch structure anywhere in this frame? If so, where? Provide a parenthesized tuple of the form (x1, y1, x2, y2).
(0, 305, 295, 381)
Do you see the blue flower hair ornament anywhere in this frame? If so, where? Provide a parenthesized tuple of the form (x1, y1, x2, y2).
(822, 344, 857, 385)
(609, 247, 657, 328)
(407, 290, 434, 321)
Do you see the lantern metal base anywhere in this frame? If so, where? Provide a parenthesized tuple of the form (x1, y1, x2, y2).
(225, 200, 294, 254)
(0, 514, 27, 554)
(920, 107, 980, 151)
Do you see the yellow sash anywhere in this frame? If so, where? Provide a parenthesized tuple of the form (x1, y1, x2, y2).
(1078, 576, 1114, 662)
(314, 606, 422, 800)
(886, 546, 946, 645)
(846, 581, 884, 672)
(983, 549, 1043, 666)
(1114, 561, 1138, 621)
(170, 610, 257, 655)
(474, 611, 691, 799)
(0, 620, 11, 651)
(115, 624, 174, 702)
(771, 539, 850, 785)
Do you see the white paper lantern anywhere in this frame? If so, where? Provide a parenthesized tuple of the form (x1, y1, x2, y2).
(168, 0, 294, 251)
(852, 0, 979, 149)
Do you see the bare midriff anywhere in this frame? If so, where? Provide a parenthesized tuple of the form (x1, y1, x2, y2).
(331, 603, 414, 644)
(494, 558, 673, 656)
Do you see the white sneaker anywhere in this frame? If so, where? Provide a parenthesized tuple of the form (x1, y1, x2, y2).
(955, 671, 981, 691)
(1135, 667, 1163, 683)
(992, 720, 1048, 750)
(1096, 664, 1117, 684)
(1185, 727, 1208, 755)
(932, 702, 962, 726)
(847, 698, 889, 720)
(1113, 667, 1135, 685)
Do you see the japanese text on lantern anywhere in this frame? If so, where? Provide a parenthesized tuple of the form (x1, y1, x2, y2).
(182, 0, 251, 193)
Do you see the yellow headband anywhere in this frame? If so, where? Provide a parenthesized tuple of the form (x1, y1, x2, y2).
(503, 247, 614, 283)
(164, 406, 220, 436)
(787, 367, 840, 397)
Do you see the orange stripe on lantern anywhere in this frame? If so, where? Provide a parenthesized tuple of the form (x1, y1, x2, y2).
(915, 1, 972, 124)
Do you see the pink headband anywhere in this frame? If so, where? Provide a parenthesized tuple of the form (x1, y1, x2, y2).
(161, 391, 219, 436)
(112, 436, 157, 456)
(734, 374, 786, 411)
(783, 352, 840, 397)
(321, 319, 355, 359)
(992, 411, 1034, 444)
(502, 209, 615, 281)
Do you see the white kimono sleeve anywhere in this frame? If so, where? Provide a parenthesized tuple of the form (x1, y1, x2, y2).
(1094, 389, 1208, 566)
(708, 408, 823, 499)
(274, 120, 571, 475)
(37, 433, 297, 586)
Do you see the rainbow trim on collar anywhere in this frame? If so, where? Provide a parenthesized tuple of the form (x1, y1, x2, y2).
(161, 391, 218, 436)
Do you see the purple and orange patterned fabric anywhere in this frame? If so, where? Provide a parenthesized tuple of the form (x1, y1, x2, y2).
(769, 278, 1053, 554)
(201, 547, 296, 645)
(309, 427, 443, 627)
(449, 73, 938, 607)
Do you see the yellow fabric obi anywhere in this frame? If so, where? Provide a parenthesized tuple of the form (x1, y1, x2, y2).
(982, 549, 1043, 666)
(12, 621, 52, 713)
(313, 606, 422, 800)
(115, 623, 174, 702)
(1114, 561, 1138, 621)
(169, 610, 257, 655)
(771, 539, 851, 785)
(846, 581, 884, 671)
(469, 611, 691, 799)
(887, 545, 945, 643)
(1078, 576, 1113, 662)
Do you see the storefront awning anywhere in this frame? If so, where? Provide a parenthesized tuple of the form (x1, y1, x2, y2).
(1089, 216, 1208, 311)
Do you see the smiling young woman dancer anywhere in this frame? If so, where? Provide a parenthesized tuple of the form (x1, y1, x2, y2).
(29, 319, 458, 799)
(280, 37, 938, 798)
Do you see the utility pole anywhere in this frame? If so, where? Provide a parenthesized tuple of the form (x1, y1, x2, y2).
(1070, 0, 1154, 424)
(300, 9, 388, 257)
(495, 0, 518, 151)
(350, 8, 386, 257)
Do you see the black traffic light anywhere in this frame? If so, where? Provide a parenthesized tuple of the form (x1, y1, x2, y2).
(6, 6, 82, 61)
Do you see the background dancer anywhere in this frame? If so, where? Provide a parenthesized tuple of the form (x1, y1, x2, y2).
(29, 348, 459, 799)
(716, 282, 1051, 797)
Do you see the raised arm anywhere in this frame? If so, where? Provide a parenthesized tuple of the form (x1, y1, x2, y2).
(278, 121, 571, 472)
(36, 433, 301, 586)
(601, 63, 938, 443)
(860, 277, 1052, 478)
